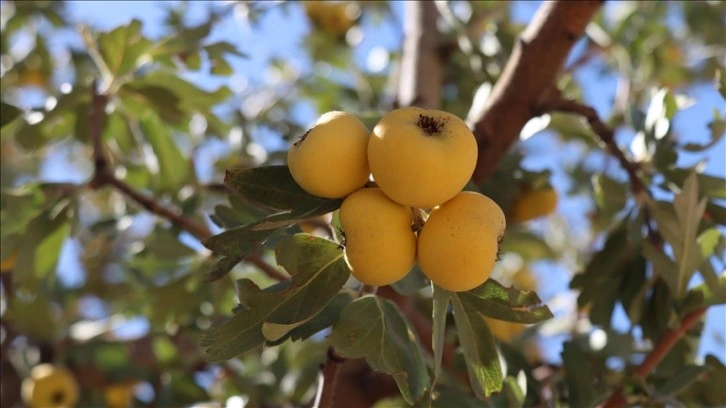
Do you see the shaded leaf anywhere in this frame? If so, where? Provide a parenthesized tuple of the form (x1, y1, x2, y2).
(390, 265, 429, 296)
(450, 292, 503, 399)
(431, 286, 450, 390)
(224, 166, 342, 228)
(1, 101, 23, 129)
(655, 364, 712, 399)
(203, 255, 244, 283)
(562, 342, 597, 408)
(200, 235, 349, 361)
(329, 296, 430, 405)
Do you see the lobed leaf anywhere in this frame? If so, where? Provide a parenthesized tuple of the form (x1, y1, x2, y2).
(458, 279, 553, 324)
(329, 296, 430, 405)
(200, 235, 349, 361)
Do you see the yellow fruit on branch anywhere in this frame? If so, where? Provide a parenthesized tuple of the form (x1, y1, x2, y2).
(21, 364, 79, 408)
(509, 187, 558, 223)
(484, 316, 526, 343)
(368, 107, 478, 209)
(1, 250, 17, 273)
(103, 381, 138, 408)
(340, 188, 416, 286)
(287, 111, 370, 198)
(418, 191, 505, 292)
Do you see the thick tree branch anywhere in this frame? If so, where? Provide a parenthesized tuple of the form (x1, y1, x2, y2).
(86, 81, 285, 282)
(468, 1, 603, 183)
(602, 307, 707, 408)
(397, 1, 443, 109)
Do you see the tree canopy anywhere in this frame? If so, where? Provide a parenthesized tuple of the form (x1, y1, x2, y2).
(1, 1, 724, 407)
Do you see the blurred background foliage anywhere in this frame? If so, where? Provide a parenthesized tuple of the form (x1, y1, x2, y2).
(0, 1, 724, 407)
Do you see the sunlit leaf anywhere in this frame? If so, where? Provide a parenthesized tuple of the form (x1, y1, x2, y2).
(457, 279, 553, 323)
(139, 111, 192, 193)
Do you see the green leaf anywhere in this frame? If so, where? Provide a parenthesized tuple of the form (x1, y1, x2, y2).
(390, 265, 429, 296)
(138, 111, 191, 193)
(642, 240, 678, 295)
(329, 296, 430, 405)
(277, 292, 352, 343)
(458, 279, 553, 324)
(450, 292, 503, 399)
(502, 375, 526, 408)
(592, 174, 628, 214)
(202, 255, 244, 283)
(681, 271, 726, 310)
(655, 364, 712, 398)
(717, 67, 726, 99)
(499, 230, 556, 262)
(562, 342, 597, 408)
(672, 171, 708, 297)
(1, 102, 23, 129)
(200, 235, 349, 361)
(97, 19, 152, 78)
(431, 286, 450, 390)
(202, 223, 281, 257)
(224, 166, 342, 228)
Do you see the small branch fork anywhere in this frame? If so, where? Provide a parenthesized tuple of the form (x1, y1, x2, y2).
(86, 80, 284, 281)
(601, 307, 707, 408)
(537, 90, 709, 407)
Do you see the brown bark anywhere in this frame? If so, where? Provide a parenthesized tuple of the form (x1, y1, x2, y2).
(468, 1, 604, 183)
(397, 1, 443, 109)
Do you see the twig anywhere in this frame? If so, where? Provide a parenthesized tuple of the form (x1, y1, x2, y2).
(540, 91, 647, 199)
(85, 81, 283, 281)
(602, 307, 707, 408)
(468, 1, 603, 183)
(540, 90, 665, 248)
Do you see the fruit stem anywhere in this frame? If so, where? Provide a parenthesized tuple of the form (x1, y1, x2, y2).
(411, 207, 428, 233)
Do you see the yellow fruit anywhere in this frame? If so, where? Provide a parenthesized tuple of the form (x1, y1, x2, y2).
(512, 268, 537, 291)
(288, 111, 370, 198)
(304, 1, 356, 38)
(484, 317, 526, 343)
(509, 187, 558, 223)
(103, 381, 137, 408)
(368, 107, 478, 209)
(21, 364, 79, 408)
(340, 188, 416, 286)
(418, 191, 505, 292)
(1, 250, 17, 273)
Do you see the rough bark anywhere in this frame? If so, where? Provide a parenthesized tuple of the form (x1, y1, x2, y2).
(468, 0, 604, 183)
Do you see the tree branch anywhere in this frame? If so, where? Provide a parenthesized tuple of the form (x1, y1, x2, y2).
(602, 307, 707, 408)
(468, 1, 603, 183)
(397, 1, 443, 109)
(85, 81, 284, 281)
(315, 348, 346, 408)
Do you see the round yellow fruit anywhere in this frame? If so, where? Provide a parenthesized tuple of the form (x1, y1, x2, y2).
(288, 111, 370, 199)
(418, 191, 505, 292)
(1, 250, 17, 273)
(484, 317, 526, 343)
(21, 364, 79, 408)
(509, 187, 558, 223)
(103, 381, 137, 408)
(368, 107, 478, 209)
(339, 188, 416, 286)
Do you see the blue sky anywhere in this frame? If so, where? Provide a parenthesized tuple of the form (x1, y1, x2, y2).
(17, 0, 725, 364)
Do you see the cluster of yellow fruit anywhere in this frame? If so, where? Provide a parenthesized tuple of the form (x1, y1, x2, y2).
(21, 364, 79, 408)
(288, 108, 506, 292)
